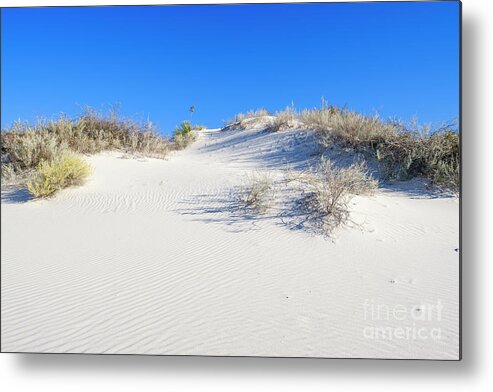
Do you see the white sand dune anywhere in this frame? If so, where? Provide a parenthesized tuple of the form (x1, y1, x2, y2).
(1, 125, 459, 359)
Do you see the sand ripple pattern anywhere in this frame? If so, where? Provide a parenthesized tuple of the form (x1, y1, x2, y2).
(1, 129, 459, 358)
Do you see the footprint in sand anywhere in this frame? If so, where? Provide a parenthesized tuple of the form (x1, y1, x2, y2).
(389, 278, 417, 285)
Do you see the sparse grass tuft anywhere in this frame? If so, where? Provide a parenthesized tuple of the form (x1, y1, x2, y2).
(27, 152, 92, 198)
(234, 108, 270, 123)
(225, 108, 271, 130)
(236, 172, 276, 214)
(268, 106, 299, 132)
(292, 158, 377, 234)
(1, 163, 17, 183)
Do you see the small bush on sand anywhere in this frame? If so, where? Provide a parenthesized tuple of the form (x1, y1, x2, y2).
(27, 152, 92, 198)
(236, 172, 276, 214)
(173, 121, 197, 149)
(292, 158, 377, 234)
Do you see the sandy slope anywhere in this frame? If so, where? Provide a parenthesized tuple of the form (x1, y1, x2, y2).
(1, 126, 459, 359)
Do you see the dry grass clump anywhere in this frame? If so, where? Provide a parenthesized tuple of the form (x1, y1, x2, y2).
(71, 110, 172, 157)
(299, 104, 459, 192)
(236, 172, 276, 214)
(231, 162, 376, 235)
(374, 126, 459, 191)
(291, 158, 377, 234)
(1, 163, 17, 183)
(234, 108, 270, 123)
(1, 110, 172, 178)
(1, 110, 174, 198)
(300, 105, 338, 134)
(423, 131, 460, 191)
(225, 108, 272, 130)
(301, 105, 398, 148)
(173, 121, 198, 150)
(268, 106, 299, 132)
(1, 125, 64, 172)
(27, 152, 92, 198)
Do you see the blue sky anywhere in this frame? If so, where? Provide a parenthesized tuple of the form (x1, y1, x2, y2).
(1, 2, 459, 134)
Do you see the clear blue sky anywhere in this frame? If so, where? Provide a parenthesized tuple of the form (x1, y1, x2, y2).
(1, 2, 459, 134)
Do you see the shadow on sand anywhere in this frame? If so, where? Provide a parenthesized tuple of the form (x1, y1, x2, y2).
(174, 186, 343, 237)
(1, 186, 32, 204)
(174, 189, 278, 234)
(199, 128, 322, 172)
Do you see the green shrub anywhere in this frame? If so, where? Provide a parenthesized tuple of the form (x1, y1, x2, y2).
(173, 121, 197, 149)
(27, 152, 92, 198)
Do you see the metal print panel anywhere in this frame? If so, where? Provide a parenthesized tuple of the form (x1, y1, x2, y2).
(0, 1, 461, 359)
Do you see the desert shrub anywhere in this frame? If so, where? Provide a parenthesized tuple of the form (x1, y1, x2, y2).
(192, 124, 206, 130)
(375, 131, 426, 180)
(75, 110, 171, 157)
(300, 106, 338, 133)
(292, 158, 377, 234)
(301, 106, 399, 148)
(126, 129, 171, 158)
(1, 110, 172, 179)
(299, 103, 459, 191)
(27, 152, 92, 198)
(423, 131, 459, 190)
(374, 127, 459, 191)
(173, 121, 197, 149)
(236, 172, 276, 214)
(0, 125, 63, 171)
(329, 111, 398, 149)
